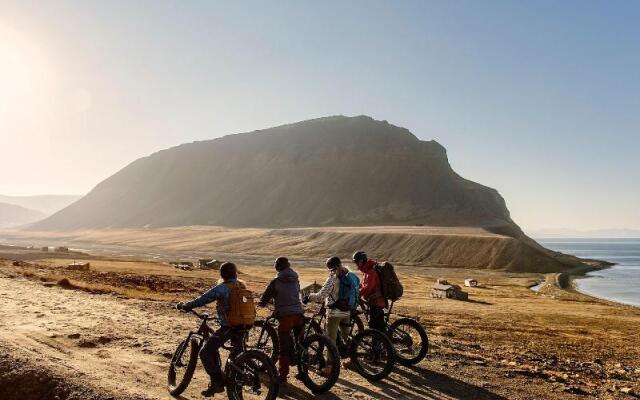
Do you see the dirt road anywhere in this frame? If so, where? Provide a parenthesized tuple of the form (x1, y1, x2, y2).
(0, 270, 503, 400)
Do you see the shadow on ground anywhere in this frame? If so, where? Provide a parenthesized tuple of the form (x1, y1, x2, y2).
(279, 364, 507, 400)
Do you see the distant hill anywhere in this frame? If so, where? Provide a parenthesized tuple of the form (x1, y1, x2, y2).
(33, 116, 520, 232)
(0, 202, 46, 227)
(0, 195, 82, 215)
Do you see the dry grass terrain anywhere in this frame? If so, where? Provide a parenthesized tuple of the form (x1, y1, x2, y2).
(2, 225, 584, 272)
(0, 243, 638, 400)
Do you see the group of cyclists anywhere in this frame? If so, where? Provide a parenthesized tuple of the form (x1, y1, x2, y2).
(174, 250, 425, 399)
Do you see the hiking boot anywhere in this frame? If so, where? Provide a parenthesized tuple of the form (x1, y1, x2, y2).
(201, 382, 225, 397)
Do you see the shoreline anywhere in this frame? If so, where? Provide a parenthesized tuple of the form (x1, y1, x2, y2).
(570, 271, 640, 309)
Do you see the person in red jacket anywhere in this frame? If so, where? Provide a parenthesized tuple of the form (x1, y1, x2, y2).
(352, 251, 386, 332)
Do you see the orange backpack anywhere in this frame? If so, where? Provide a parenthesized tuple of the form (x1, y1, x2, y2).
(224, 281, 256, 327)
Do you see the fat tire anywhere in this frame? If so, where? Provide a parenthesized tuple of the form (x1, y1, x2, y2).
(349, 328, 394, 382)
(388, 318, 429, 366)
(247, 320, 280, 363)
(167, 336, 200, 396)
(226, 350, 279, 400)
(298, 333, 340, 394)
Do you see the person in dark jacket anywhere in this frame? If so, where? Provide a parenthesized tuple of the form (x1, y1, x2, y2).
(258, 257, 304, 388)
(353, 251, 386, 332)
(177, 262, 244, 397)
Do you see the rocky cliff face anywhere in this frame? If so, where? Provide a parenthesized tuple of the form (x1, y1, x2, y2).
(32, 116, 518, 231)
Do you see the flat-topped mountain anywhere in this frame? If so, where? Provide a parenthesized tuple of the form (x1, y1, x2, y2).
(33, 116, 518, 231)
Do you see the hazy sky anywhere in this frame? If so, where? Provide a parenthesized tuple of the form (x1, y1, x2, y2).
(1, 1, 638, 231)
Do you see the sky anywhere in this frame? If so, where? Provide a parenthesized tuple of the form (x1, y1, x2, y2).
(0, 0, 638, 231)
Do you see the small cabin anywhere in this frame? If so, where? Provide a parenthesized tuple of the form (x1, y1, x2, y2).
(431, 280, 468, 301)
(199, 259, 222, 270)
(299, 281, 322, 297)
(170, 261, 194, 270)
(41, 246, 49, 252)
(464, 278, 478, 287)
(170, 261, 194, 267)
(67, 261, 90, 271)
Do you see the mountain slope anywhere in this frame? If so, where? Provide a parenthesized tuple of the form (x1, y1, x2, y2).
(0, 195, 82, 215)
(0, 202, 46, 227)
(33, 116, 517, 231)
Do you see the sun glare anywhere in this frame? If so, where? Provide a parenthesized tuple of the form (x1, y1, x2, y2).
(0, 24, 52, 133)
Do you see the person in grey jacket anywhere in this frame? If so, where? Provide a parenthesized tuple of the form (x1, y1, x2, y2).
(258, 257, 304, 388)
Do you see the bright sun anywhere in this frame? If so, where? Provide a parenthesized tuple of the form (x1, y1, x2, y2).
(0, 24, 52, 132)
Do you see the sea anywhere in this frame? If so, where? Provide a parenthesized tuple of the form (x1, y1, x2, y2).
(536, 238, 640, 307)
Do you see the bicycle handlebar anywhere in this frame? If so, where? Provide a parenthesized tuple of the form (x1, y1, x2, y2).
(178, 308, 215, 321)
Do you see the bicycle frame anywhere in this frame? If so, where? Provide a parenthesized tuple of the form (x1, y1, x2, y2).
(359, 299, 395, 326)
(310, 304, 360, 350)
(176, 310, 242, 360)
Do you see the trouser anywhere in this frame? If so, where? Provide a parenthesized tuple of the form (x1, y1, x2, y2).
(326, 315, 351, 345)
(277, 314, 305, 380)
(368, 305, 386, 332)
(200, 326, 242, 384)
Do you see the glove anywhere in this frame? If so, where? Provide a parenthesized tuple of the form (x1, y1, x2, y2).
(176, 302, 184, 310)
(302, 295, 310, 304)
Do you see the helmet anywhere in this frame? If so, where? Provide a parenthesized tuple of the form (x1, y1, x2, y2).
(352, 251, 367, 264)
(325, 256, 341, 270)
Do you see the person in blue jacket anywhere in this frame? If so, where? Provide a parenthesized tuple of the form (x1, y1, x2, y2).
(177, 262, 243, 397)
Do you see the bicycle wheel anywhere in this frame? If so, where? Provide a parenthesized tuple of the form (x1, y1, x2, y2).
(388, 318, 428, 366)
(226, 350, 279, 400)
(245, 320, 279, 363)
(297, 333, 340, 394)
(349, 328, 394, 381)
(167, 336, 200, 396)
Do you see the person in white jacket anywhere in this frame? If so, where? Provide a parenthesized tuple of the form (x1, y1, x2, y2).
(303, 256, 353, 345)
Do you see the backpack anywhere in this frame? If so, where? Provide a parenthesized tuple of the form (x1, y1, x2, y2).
(330, 272, 360, 311)
(375, 261, 403, 301)
(224, 282, 256, 327)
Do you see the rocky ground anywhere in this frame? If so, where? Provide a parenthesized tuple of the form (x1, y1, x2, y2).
(0, 248, 639, 400)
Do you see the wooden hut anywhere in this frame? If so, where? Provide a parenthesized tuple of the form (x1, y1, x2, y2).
(464, 278, 478, 287)
(431, 279, 468, 300)
(67, 261, 90, 271)
(199, 259, 222, 270)
(170, 261, 194, 270)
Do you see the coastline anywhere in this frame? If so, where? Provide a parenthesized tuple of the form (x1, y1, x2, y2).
(532, 261, 640, 309)
(570, 270, 640, 309)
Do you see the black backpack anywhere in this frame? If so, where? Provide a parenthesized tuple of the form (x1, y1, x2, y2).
(375, 261, 403, 301)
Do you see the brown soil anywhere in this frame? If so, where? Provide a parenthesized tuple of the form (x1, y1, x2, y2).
(0, 248, 638, 400)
